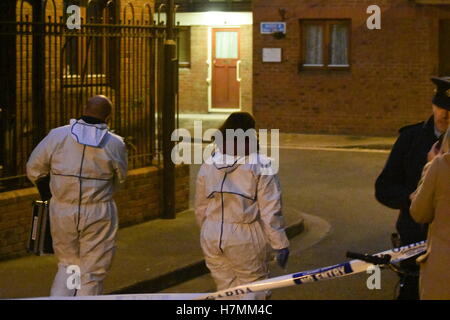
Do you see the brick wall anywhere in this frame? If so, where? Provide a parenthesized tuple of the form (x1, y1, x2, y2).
(241, 24, 254, 114)
(253, 0, 450, 136)
(179, 26, 209, 113)
(0, 164, 189, 261)
(178, 24, 253, 114)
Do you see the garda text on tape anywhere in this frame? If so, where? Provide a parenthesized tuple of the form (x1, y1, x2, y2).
(22, 241, 426, 300)
(195, 241, 427, 300)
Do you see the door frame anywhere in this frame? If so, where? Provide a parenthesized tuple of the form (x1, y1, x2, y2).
(439, 19, 450, 77)
(207, 26, 242, 113)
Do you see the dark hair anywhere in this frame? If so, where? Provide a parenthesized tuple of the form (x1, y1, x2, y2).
(216, 112, 258, 155)
(218, 112, 256, 136)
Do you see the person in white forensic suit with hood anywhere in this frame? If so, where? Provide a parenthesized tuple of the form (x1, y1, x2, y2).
(27, 95, 127, 296)
(195, 112, 290, 299)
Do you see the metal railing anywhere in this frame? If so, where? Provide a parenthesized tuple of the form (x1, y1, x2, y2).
(0, 0, 178, 192)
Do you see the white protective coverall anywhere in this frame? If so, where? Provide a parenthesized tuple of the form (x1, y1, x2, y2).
(195, 151, 289, 298)
(27, 118, 127, 296)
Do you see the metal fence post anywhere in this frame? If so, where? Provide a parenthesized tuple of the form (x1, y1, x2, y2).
(1, 2, 166, 191)
(162, 0, 177, 219)
(0, 0, 17, 183)
(32, 0, 46, 145)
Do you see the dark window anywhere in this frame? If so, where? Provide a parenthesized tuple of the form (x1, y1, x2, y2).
(300, 20, 351, 70)
(177, 27, 191, 68)
(63, 0, 115, 78)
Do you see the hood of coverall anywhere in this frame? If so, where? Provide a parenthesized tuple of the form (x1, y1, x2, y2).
(211, 150, 266, 174)
(211, 150, 245, 173)
(69, 119, 109, 147)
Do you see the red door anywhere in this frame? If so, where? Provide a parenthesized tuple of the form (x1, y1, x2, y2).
(212, 28, 241, 109)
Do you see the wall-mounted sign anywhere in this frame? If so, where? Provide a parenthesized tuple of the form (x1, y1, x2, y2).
(260, 22, 286, 34)
(262, 48, 282, 63)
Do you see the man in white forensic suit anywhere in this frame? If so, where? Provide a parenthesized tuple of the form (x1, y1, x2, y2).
(27, 95, 127, 296)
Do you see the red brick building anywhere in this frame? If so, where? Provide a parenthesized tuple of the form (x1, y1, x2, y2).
(253, 0, 450, 135)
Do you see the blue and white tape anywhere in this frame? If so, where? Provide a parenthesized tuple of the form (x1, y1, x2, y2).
(22, 241, 426, 300)
(195, 240, 427, 300)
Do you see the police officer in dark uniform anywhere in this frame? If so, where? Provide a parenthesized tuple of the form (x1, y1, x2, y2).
(375, 77, 450, 300)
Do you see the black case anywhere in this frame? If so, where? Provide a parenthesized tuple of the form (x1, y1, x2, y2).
(27, 200, 54, 255)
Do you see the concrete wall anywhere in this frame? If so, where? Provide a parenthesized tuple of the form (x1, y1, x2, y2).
(253, 0, 450, 135)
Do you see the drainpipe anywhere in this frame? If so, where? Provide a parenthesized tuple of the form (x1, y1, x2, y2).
(32, 0, 46, 145)
(0, 0, 17, 181)
(162, 0, 177, 219)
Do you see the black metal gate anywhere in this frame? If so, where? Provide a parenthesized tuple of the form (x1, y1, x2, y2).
(0, 0, 176, 192)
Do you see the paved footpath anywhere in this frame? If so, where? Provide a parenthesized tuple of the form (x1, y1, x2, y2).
(0, 130, 395, 299)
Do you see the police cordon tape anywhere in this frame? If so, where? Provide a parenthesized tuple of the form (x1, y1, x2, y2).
(193, 240, 427, 300)
(21, 241, 426, 300)
(21, 293, 206, 300)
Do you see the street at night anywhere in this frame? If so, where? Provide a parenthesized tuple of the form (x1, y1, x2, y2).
(1, 0, 449, 305)
(162, 145, 400, 299)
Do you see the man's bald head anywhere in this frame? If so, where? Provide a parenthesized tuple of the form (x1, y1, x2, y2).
(83, 95, 113, 122)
